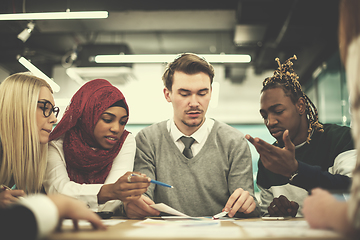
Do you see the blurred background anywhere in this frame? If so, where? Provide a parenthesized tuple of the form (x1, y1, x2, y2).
(0, 0, 349, 192)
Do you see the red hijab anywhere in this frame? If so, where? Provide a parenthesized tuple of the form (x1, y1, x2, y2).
(49, 79, 129, 184)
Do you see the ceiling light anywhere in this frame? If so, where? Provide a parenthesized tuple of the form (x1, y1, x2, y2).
(66, 67, 135, 86)
(17, 22, 35, 42)
(94, 54, 251, 64)
(17, 56, 60, 92)
(0, 10, 108, 20)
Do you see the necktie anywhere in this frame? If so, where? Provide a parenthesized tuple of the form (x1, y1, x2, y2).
(180, 136, 195, 159)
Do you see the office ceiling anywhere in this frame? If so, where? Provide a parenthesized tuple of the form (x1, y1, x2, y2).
(0, 0, 340, 87)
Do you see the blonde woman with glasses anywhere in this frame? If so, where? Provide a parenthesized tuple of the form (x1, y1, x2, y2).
(0, 72, 59, 208)
(0, 73, 107, 239)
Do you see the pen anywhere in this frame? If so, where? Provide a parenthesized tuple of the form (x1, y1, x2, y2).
(131, 174, 174, 188)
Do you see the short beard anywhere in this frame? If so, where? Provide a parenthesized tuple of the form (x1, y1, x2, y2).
(181, 118, 204, 128)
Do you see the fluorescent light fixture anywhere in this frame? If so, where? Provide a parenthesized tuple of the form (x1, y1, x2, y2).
(94, 54, 251, 63)
(0, 10, 108, 20)
(18, 56, 60, 92)
(66, 67, 134, 86)
(17, 22, 35, 42)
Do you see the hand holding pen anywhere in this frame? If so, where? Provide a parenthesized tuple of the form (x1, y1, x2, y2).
(129, 173, 174, 188)
(0, 184, 25, 208)
(98, 172, 151, 204)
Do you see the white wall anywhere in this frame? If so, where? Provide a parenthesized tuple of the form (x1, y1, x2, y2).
(48, 63, 273, 125)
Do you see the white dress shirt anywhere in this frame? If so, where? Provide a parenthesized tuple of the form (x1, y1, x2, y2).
(167, 118, 214, 157)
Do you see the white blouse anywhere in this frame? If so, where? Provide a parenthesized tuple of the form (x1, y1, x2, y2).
(18, 194, 59, 239)
(43, 133, 136, 212)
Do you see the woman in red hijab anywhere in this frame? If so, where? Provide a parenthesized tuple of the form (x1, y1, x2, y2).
(43, 79, 150, 214)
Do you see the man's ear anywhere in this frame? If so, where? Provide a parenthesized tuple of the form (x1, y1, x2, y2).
(163, 88, 172, 103)
(296, 97, 306, 115)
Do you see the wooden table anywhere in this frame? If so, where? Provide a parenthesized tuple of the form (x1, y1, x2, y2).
(46, 217, 349, 240)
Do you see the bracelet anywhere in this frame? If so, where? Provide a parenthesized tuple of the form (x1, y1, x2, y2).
(289, 170, 299, 182)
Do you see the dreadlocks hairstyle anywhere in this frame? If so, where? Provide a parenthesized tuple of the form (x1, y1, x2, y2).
(262, 55, 323, 143)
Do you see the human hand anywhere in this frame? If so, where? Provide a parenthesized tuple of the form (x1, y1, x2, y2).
(0, 189, 26, 208)
(303, 188, 342, 229)
(223, 188, 256, 217)
(245, 130, 298, 177)
(114, 171, 151, 201)
(268, 195, 299, 217)
(125, 195, 160, 219)
(303, 188, 359, 238)
(98, 171, 150, 204)
(47, 194, 106, 230)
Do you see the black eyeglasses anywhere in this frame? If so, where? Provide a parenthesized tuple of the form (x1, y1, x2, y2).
(37, 100, 60, 118)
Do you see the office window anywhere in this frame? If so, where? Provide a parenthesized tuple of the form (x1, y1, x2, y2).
(304, 52, 350, 126)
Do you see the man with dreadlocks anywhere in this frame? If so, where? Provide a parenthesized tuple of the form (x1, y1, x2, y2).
(246, 55, 356, 217)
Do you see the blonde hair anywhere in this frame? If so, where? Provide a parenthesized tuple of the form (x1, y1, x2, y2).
(339, 0, 360, 66)
(0, 72, 53, 193)
(339, 0, 360, 230)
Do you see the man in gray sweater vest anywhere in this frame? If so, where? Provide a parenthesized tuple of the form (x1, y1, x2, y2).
(125, 53, 261, 218)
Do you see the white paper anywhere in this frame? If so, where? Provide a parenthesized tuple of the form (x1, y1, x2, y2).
(150, 203, 235, 221)
(134, 218, 220, 227)
(233, 220, 342, 238)
(61, 219, 126, 227)
(126, 224, 242, 239)
(150, 203, 195, 218)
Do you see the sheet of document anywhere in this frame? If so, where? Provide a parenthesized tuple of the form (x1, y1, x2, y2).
(127, 219, 241, 239)
(61, 219, 126, 227)
(126, 219, 342, 239)
(126, 227, 243, 239)
(134, 218, 220, 227)
(150, 203, 235, 220)
(150, 203, 201, 219)
(233, 219, 342, 238)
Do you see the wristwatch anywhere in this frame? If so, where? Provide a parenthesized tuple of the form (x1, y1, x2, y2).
(289, 170, 299, 182)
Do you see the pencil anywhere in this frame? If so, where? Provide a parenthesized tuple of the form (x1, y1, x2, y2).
(130, 174, 174, 188)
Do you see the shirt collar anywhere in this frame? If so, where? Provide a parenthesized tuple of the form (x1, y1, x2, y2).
(295, 129, 314, 149)
(170, 118, 209, 144)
